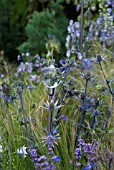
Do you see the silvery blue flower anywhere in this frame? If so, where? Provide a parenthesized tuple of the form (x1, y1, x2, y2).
(77, 52, 83, 60)
(17, 146, 27, 158)
(25, 62, 33, 74)
(42, 99, 64, 111)
(17, 62, 26, 74)
(82, 59, 93, 71)
(66, 35, 71, 43)
(71, 45, 76, 53)
(74, 22, 80, 29)
(29, 75, 40, 83)
(66, 50, 71, 57)
(75, 30, 80, 37)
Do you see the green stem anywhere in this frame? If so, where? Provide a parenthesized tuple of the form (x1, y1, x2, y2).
(99, 62, 113, 95)
(48, 95, 53, 133)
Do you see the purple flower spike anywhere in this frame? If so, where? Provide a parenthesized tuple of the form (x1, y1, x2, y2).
(38, 155, 47, 162)
(29, 148, 37, 158)
(76, 162, 81, 167)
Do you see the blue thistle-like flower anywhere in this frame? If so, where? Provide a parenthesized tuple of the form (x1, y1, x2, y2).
(82, 59, 93, 71)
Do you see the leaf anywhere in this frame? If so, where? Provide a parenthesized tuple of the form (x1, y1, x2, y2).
(108, 128, 114, 134)
(96, 84, 102, 90)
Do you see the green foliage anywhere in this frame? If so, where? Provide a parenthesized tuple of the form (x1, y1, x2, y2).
(0, 0, 28, 61)
(18, 0, 69, 58)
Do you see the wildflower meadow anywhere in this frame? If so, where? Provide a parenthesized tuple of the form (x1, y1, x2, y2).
(0, 0, 114, 169)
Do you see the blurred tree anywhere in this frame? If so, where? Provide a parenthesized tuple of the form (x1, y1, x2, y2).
(0, 0, 79, 62)
(0, 0, 28, 62)
(18, 0, 69, 60)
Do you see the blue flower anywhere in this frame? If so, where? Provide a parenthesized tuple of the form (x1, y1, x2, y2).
(59, 59, 66, 65)
(0, 74, 4, 78)
(76, 162, 81, 167)
(17, 62, 26, 74)
(29, 75, 40, 83)
(29, 148, 37, 158)
(61, 115, 68, 121)
(82, 59, 93, 71)
(38, 155, 47, 162)
(52, 156, 60, 162)
(82, 163, 94, 170)
(0, 83, 12, 103)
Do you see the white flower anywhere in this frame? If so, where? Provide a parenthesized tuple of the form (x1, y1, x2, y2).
(76, 30, 80, 38)
(69, 20, 73, 26)
(66, 35, 71, 43)
(66, 50, 71, 57)
(17, 146, 27, 158)
(71, 45, 75, 53)
(74, 22, 80, 29)
(77, 52, 83, 60)
(26, 52, 30, 56)
(0, 145, 3, 153)
(67, 26, 72, 33)
(65, 42, 69, 48)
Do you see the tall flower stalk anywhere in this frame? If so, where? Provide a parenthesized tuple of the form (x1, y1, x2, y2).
(13, 99, 18, 115)
(19, 91, 31, 147)
(80, 0, 84, 56)
(48, 95, 53, 134)
(76, 74, 89, 146)
(98, 60, 113, 95)
(97, 56, 114, 117)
